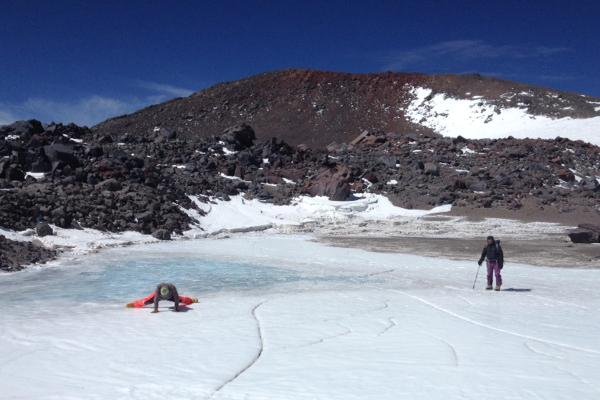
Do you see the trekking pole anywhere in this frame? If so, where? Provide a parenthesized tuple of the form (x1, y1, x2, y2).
(472, 263, 482, 289)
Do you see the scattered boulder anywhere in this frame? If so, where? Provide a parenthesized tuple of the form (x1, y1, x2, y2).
(96, 178, 122, 192)
(305, 166, 351, 201)
(43, 144, 79, 167)
(220, 124, 256, 150)
(556, 169, 576, 182)
(35, 222, 54, 237)
(569, 224, 600, 243)
(377, 155, 398, 168)
(153, 127, 177, 142)
(152, 229, 171, 240)
(2, 164, 25, 181)
(568, 229, 599, 243)
(423, 162, 439, 176)
(470, 180, 488, 192)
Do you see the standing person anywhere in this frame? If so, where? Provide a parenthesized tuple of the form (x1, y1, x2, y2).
(478, 236, 504, 291)
(126, 283, 198, 313)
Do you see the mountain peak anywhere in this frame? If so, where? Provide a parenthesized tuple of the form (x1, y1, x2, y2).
(93, 69, 600, 149)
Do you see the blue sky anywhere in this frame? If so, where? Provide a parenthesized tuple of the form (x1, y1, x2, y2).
(1, 1, 599, 126)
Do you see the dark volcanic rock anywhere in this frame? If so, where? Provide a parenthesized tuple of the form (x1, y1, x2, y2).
(220, 124, 256, 150)
(35, 222, 54, 237)
(569, 224, 600, 243)
(305, 166, 351, 201)
(95, 178, 122, 192)
(0, 235, 58, 272)
(43, 143, 79, 167)
(3, 118, 600, 248)
(152, 229, 171, 240)
(568, 229, 599, 243)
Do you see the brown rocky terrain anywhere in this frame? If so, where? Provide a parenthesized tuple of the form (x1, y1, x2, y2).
(317, 235, 600, 269)
(93, 70, 600, 149)
(2, 69, 600, 271)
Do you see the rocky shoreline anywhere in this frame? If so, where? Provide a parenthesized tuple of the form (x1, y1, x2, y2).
(2, 118, 600, 271)
(0, 233, 58, 272)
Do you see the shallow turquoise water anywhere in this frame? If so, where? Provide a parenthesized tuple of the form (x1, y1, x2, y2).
(0, 242, 356, 305)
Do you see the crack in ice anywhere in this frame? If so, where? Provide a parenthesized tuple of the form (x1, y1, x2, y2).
(208, 300, 266, 399)
(384, 288, 600, 356)
(296, 322, 352, 348)
(378, 317, 397, 336)
(425, 333, 459, 367)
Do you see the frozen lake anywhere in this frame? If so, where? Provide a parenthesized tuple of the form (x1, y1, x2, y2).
(1, 235, 600, 399)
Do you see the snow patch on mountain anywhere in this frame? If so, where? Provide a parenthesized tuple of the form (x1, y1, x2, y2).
(405, 87, 600, 146)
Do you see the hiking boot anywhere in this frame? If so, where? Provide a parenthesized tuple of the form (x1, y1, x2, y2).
(486, 285, 493, 290)
(494, 286, 501, 291)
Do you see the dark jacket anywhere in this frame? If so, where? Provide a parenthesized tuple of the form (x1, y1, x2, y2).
(154, 283, 180, 312)
(478, 240, 504, 268)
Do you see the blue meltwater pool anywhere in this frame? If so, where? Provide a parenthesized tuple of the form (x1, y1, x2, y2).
(0, 239, 358, 306)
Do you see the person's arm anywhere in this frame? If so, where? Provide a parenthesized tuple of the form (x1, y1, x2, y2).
(498, 245, 504, 267)
(172, 286, 180, 312)
(478, 247, 486, 265)
(152, 285, 161, 313)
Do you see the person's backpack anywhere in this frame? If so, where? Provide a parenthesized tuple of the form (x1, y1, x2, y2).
(496, 240, 504, 269)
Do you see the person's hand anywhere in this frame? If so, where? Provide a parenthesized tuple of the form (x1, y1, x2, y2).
(151, 310, 159, 313)
(172, 309, 180, 312)
(478, 261, 482, 266)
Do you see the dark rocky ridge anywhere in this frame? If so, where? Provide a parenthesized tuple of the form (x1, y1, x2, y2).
(0, 234, 58, 272)
(2, 70, 600, 270)
(93, 69, 600, 149)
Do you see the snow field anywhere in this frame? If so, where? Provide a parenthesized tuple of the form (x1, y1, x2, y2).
(1, 236, 599, 399)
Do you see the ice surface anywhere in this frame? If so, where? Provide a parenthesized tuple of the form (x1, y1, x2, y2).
(1, 236, 600, 399)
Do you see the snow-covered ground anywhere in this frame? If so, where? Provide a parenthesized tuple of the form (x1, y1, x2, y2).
(1, 194, 569, 258)
(405, 86, 600, 146)
(1, 195, 599, 399)
(1, 235, 599, 399)
(185, 194, 569, 240)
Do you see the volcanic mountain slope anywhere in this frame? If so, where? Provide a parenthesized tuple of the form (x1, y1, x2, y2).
(93, 69, 600, 149)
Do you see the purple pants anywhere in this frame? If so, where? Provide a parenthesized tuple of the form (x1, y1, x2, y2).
(487, 261, 502, 286)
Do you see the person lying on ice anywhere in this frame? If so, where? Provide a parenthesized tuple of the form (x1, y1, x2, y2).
(126, 283, 198, 313)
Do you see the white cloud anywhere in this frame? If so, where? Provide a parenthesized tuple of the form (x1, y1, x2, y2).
(383, 40, 570, 71)
(134, 80, 195, 98)
(0, 96, 142, 127)
(0, 80, 196, 127)
(537, 74, 575, 82)
(24, 96, 137, 126)
(0, 109, 18, 126)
